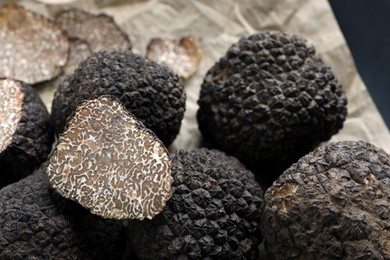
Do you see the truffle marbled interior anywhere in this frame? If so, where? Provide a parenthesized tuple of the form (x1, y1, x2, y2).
(47, 95, 173, 220)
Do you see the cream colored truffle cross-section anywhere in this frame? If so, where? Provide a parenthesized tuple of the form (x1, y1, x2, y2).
(46, 95, 173, 220)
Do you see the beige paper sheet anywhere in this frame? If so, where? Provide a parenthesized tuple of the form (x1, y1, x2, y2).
(10, 0, 390, 153)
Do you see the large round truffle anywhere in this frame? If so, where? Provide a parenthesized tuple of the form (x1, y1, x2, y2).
(0, 164, 126, 259)
(261, 140, 390, 259)
(47, 95, 173, 220)
(129, 148, 264, 259)
(0, 4, 69, 84)
(0, 79, 52, 188)
(51, 49, 186, 146)
(197, 32, 347, 181)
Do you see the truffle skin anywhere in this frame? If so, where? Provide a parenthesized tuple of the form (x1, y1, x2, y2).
(51, 49, 186, 146)
(128, 148, 264, 259)
(0, 79, 52, 188)
(197, 32, 347, 179)
(261, 140, 390, 259)
(0, 165, 126, 259)
(47, 95, 173, 220)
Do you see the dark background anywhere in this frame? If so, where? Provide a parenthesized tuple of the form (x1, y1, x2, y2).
(329, 0, 390, 128)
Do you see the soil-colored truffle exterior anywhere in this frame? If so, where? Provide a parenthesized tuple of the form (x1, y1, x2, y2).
(0, 80, 52, 188)
(51, 49, 186, 146)
(0, 165, 126, 259)
(261, 140, 390, 259)
(197, 32, 347, 180)
(129, 149, 264, 259)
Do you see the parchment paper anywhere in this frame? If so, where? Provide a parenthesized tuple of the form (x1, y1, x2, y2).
(10, 0, 390, 153)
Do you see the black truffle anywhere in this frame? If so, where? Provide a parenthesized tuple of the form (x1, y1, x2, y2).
(0, 164, 126, 259)
(128, 148, 264, 259)
(0, 79, 52, 188)
(51, 49, 186, 146)
(197, 32, 347, 183)
(261, 140, 390, 259)
(47, 95, 173, 220)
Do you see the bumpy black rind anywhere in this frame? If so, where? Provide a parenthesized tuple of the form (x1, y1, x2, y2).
(51, 49, 186, 146)
(0, 164, 127, 259)
(0, 81, 52, 188)
(197, 32, 347, 182)
(128, 148, 264, 259)
(261, 140, 390, 259)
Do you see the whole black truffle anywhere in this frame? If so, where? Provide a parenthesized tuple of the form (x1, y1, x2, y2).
(51, 49, 186, 146)
(128, 148, 264, 259)
(0, 164, 126, 259)
(197, 32, 347, 183)
(261, 140, 390, 259)
(0, 79, 52, 188)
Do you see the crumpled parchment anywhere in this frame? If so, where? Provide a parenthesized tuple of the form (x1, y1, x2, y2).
(13, 0, 390, 153)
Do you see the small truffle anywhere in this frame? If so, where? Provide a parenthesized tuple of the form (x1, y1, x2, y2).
(51, 49, 186, 146)
(0, 4, 69, 84)
(146, 36, 202, 79)
(261, 140, 390, 259)
(0, 165, 126, 259)
(128, 148, 264, 259)
(197, 32, 347, 184)
(47, 95, 173, 220)
(0, 79, 52, 188)
(56, 8, 131, 52)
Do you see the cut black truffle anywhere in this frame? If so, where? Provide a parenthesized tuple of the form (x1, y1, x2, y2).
(56, 8, 131, 52)
(128, 148, 264, 259)
(0, 4, 69, 84)
(0, 79, 52, 188)
(146, 35, 202, 80)
(47, 95, 173, 220)
(197, 32, 347, 183)
(261, 140, 390, 259)
(51, 49, 186, 146)
(0, 164, 126, 259)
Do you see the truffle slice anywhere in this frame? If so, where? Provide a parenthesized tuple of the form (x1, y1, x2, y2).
(0, 164, 126, 259)
(0, 4, 69, 84)
(197, 32, 347, 184)
(261, 140, 390, 259)
(129, 148, 264, 259)
(51, 49, 186, 146)
(56, 8, 131, 52)
(146, 36, 202, 79)
(0, 79, 52, 188)
(34, 38, 93, 112)
(63, 37, 93, 75)
(47, 95, 173, 220)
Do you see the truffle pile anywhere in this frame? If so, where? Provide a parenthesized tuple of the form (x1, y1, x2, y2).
(261, 140, 390, 259)
(2, 3, 385, 259)
(197, 32, 347, 183)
